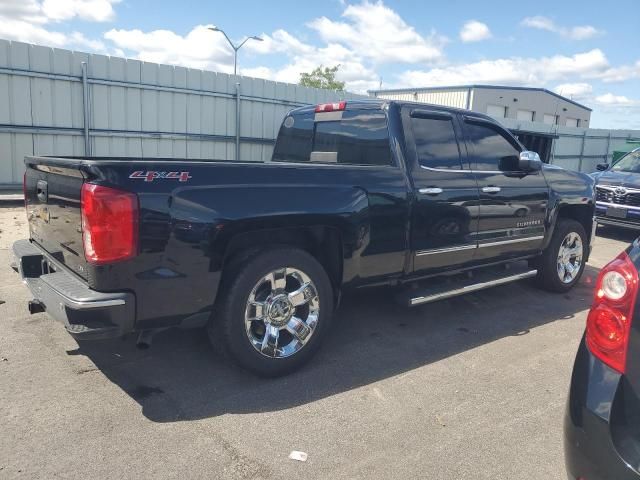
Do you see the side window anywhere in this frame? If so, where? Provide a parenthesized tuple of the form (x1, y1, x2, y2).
(410, 115, 463, 170)
(464, 121, 521, 171)
(272, 114, 313, 163)
(312, 110, 391, 166)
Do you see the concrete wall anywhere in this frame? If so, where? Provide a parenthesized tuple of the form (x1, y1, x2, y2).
(470, 87, 591, 128)
(0, 39, 364, 187)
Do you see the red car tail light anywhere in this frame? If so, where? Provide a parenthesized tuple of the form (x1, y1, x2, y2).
(81, 183, 139, 265)
(315, 101, 346, 113)
(586, 251, 639, 373)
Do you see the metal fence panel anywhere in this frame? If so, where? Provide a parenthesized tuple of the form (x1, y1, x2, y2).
(0, 39, 363, 186)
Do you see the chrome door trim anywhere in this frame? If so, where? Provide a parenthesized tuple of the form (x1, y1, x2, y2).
(418, 187, 443, 195)
(478, 235, 544, 248)
(418, 164, 533, 175)
(416, 244, 477, 256)
(481, 186, 501, 193)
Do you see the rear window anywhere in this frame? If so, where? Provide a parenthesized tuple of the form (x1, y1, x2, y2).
(272, 110, 392, 166)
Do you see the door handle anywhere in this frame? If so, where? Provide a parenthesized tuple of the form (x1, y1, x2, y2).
(482, 186, 501, 194)
(419, 187, 443, 195)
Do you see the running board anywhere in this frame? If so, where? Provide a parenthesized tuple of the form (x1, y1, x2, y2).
(401, 266, 538, 307)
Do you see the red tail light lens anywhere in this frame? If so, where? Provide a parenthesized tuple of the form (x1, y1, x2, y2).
(586, 251, 638, 373)
(81, 184, 139, 265)
(315, 101, 346, 113)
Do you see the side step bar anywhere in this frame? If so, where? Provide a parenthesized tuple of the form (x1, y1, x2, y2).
(403, 266, 538, 307)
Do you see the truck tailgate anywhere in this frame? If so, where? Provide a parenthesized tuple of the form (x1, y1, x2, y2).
(24, 160, 88, 280)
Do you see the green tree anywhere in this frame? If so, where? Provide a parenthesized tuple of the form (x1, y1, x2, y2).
(299, 65, 345, 91)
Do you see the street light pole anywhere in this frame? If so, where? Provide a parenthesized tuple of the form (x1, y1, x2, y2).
(208, 27, 263, 162)
(208, 26, 263, 76)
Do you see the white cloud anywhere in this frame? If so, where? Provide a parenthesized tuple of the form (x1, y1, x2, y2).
(0, 0, 118, 24)
(307, 0, 446, 64)
(240, 1, 446, 90)
(41, 0, 118, 23)
(242, 42, 380, 92)
(104, 25, 233, 71)
(595, 93, 638, 106)
(103, 1, 438, 91)
(246, 29, 314, 56)
(554, 82, 593, 99)
(400, 49, 610, 88)
(0, 0, 117, 50)
(459, 20, 492, 43)
(593, 60, 640, 83)
(0, 19, 68, 47)
(521, 16, 603, 40)
(0, 0, 45, 24)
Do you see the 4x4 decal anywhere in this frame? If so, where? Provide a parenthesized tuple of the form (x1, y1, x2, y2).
(129, 171, 192, 182)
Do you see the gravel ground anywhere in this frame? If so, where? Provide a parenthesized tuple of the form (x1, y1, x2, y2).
(0, 206, 635, 480)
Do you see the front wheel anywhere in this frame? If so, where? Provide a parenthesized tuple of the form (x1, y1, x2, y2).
(208, 247, 334, 377)
(535, 219, 587, 293)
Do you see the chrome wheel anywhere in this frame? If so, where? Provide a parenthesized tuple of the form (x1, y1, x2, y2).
(244, 267, 320, 359)
(557, 232, 583, 284)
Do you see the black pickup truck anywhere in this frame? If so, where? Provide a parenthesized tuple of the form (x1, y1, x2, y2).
(13, 99, 596, 376)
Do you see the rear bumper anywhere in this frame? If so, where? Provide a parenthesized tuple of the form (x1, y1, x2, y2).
(564, 340, 640, 480)
(11, 239, 135, 340)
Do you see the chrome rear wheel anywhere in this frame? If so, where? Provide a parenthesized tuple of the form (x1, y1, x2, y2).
(244, 267, 320, 359)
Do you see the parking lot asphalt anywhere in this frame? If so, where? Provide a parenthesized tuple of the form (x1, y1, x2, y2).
(0, 205, 636, 480)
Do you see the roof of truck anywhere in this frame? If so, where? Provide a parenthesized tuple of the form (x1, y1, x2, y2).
(290, 99, 497, 123)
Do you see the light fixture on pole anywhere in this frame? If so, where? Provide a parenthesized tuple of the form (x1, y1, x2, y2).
(208, 26, 263, 75)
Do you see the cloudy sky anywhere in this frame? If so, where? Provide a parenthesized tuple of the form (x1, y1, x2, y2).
(1, 0, 638, 129)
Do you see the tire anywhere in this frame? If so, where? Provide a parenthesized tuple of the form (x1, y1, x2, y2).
(535, 219, 587, 293)
(208, 247, 334, 377)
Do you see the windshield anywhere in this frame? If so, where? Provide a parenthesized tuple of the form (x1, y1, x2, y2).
(611, 151, 640, 173)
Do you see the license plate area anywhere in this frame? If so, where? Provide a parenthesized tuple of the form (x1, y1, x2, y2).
(607, 207, 628, 219)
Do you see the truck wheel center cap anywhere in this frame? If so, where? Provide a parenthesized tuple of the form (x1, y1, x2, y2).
(266, 295, 293, 326)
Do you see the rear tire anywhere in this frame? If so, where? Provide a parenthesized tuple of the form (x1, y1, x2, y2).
(208, 247, 333, 377)
(535, 219, 587, 293)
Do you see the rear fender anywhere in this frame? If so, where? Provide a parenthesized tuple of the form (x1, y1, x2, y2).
(169, 184, 370, 289)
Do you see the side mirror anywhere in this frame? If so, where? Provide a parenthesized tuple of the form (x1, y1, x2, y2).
(596, 163, 609, 171)
(519, 151, 542, 171)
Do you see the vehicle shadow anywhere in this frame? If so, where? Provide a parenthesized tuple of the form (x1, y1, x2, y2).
(596, 225, 639, 243)
(68, 265, 600, 423)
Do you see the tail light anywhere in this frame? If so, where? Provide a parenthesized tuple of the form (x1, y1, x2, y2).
(586, 251, 639, 373)
(315, 101, 346, 113)
(81, 183, 139, 265)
